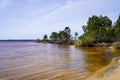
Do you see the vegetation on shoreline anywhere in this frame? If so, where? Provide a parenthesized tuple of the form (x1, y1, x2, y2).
(36, 14, 120, 48)
(36, 27, 78, 44)
(112, 42, 120, 49)
(75, 15, 120, 47)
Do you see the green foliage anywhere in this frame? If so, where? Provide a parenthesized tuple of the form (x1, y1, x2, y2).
(57, 31, 67, 43)
(39, 14, 120, 46)
(49, 27, 72, 44)
(75, 15, 119, 47)
(50, 32, 58, 41)
(74, 40, 83, 47)
(81, 15, 112, 43)
(64, 27, 71, 34)
(57, 27, 71, 44)
(113, 15, 120, 41)
(74, 32, 78, 40)
(64, 27, 71, 40)
(78, 33, 95, 47)
(36, 38, 41, 43)
(43, 34, 48, 41)
(112, 42, 120, 49)
(75, 38, 94, 47)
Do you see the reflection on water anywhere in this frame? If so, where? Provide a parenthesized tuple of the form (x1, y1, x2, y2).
(0, 41, 119, 79)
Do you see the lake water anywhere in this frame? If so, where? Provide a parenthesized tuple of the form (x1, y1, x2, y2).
(0, 41, 119, 80)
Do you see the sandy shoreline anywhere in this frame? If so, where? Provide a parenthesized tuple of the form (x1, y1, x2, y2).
(87, 57, 120, 80)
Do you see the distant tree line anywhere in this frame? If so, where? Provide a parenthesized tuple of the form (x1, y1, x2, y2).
(36, 27, 78, 44)
(50, 27, 72, 44)
(75, 15, 120, 47)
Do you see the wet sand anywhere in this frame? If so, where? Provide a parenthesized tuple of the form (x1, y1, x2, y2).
(87, 57, 120, 80)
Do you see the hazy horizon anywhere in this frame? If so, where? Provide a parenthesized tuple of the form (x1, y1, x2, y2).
(0, 0, 120, 39)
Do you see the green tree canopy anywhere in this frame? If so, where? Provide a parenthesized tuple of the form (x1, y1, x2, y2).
(113, 15, 120, 40)
(50, 32, 58, 41)
(82, 15, 112, 43)
(74, 32, 78, 40)
(49, 27, 72, 44)
(64, 27, 71, 34)
(43, 34, 48, 41)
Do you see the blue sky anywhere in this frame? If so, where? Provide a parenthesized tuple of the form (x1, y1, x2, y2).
(0, 0, 120, 39)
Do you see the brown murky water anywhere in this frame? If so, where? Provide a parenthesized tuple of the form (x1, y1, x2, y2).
(0, 41, 119, 80)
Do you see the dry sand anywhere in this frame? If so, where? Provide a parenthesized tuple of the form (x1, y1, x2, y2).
(101, 66, 120, 80)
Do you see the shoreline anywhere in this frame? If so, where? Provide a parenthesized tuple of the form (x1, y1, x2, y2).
(87, 56, 120, 80)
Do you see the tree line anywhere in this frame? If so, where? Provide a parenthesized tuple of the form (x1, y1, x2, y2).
(37, 14, 120, 46)
(75, 15, 120, 47)
(36, 27, 78, 44)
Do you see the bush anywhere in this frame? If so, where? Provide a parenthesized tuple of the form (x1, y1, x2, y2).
(36, 39, 41, 43)
(74, 40, 83, 47)
(75, 34, 95, 47)
(74, 39, 94, 47)
(95, 43, 111, 47)
(112, 42, 120, 49)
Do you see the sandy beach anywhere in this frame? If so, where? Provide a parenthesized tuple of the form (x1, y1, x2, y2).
(87, 57, 120, 80)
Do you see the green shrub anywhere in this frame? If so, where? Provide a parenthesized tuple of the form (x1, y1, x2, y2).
(74, 40, 83, 47)
(112, 42, 120, 49)
(75, 33, 95, 47)
(36, 39, 41, 43)
(74, 38, 94, 47)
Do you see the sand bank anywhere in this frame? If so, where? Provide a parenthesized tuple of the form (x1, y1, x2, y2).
(87, 57, 120, 80)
